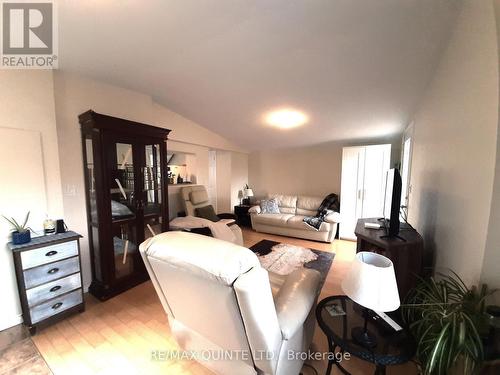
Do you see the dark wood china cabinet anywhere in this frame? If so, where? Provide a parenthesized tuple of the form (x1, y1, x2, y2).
(79, 110, 171, 300)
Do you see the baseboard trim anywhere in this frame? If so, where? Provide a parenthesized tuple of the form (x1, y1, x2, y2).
(0, 313, 23, 331)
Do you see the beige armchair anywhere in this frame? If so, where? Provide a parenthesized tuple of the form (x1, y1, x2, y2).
(139, 232, 321, 375)
(179, 185, 243, 245)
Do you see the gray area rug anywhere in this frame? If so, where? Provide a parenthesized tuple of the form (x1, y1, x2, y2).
(250, 240, 334, 291)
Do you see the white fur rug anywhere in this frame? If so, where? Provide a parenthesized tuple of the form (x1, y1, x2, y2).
(258, 243, 318, 275)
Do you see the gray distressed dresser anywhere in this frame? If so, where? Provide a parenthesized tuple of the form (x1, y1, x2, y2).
(8, 231, 85, 334)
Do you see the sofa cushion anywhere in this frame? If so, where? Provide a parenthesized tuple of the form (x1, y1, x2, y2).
(252, 213, 294, 227)
(277, 207, 296, 214)
(296, 208, 317, 216)
(269, 194, 297, 214)
(296, 196, 322, 216)
(287, 215, 332, 232)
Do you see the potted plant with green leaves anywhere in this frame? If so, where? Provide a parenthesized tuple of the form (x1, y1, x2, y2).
(402, 270, 496, 375)
(2, 211, 32, 245)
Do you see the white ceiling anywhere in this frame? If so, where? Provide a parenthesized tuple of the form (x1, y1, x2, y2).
(58, 0, 461, 150)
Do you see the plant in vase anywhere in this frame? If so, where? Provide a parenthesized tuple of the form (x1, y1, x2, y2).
(2, 211, 32, 245)
(402, 270, 496, 375)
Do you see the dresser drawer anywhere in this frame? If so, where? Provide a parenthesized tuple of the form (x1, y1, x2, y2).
(21, 240, 78, 270)
(23, 256, 80, 289)
(30, 289, 83, 324)
(26, 273, 82, 307)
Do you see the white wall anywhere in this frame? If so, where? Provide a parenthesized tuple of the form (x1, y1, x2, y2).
(408, 0, 498, 286)
(52, 72, 247, 290)
(249, 142, 343, 199)
(481, 125, 500, 304)
(248, 138, 400, 200)
(480, 0, 500, 304)
(0, 71, 64, 330)
(216, 151, 232, 213)
(0, 71, 64, 216)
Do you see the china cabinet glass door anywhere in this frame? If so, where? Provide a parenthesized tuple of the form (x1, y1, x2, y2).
(142, 143, 164, 241)
(109, 140, 141, 280)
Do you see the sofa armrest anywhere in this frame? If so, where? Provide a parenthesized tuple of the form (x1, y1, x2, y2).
(324, 210, 341, 224)
(248, 205, 261, 214)
(274, 268, 321, 340)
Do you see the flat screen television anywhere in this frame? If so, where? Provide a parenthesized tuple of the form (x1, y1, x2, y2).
(382, 168, 402, 238)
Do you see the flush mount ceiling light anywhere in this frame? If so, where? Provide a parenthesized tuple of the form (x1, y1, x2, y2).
(264, 108, 309, 129)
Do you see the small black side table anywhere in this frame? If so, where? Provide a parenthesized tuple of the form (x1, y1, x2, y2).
(316, 295, 416, 375)
(234, 205, 252, 227)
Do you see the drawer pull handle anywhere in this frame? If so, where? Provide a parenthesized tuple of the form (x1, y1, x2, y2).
(47, 268, 59, 274)
(50, 285, 61, 292)
(45, 250, 58, 257)
(51, 302, 63, 310)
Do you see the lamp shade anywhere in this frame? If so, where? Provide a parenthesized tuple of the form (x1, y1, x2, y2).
(244, 188, 254, 197)
(341, 252, 400, 312)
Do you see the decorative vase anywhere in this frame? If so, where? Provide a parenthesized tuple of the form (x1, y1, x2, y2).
(12, 231, 31, 245)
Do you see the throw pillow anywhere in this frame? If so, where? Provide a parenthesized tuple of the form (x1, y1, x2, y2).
(195, 205, 220, 222)
(260, 198, 280, 214)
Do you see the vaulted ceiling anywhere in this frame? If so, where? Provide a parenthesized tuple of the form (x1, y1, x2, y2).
(58, 0, 461, 150)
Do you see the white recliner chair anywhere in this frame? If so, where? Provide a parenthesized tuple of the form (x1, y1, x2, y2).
(140, 231, 322, 375)
(179, 185, 243, 245)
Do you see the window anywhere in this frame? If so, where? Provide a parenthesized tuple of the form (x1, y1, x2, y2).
(400, 124, 413, 209)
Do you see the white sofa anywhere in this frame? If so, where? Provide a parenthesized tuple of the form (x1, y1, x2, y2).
(249, 194, 340, 243)
(140, 231, 322, 375)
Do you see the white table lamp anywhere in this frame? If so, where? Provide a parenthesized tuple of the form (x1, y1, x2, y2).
(244, 188, 254, 205)
(341, 251, 400, 348)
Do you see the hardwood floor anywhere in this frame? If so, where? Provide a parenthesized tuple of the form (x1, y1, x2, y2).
(32, 228, 418, 375)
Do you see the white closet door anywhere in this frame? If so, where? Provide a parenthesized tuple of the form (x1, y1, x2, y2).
(340, 146, 365, 240)
(340, 144, 391, 240)
(362, 144, 391, 218)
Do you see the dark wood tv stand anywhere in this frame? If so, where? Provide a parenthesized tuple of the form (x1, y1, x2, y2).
(355, 218, 424, 300)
